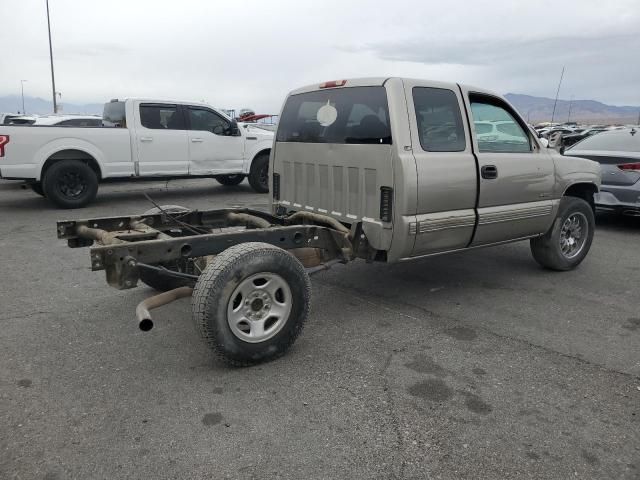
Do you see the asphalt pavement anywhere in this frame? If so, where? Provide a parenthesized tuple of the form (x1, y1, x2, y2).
(0, 178, 638, 480)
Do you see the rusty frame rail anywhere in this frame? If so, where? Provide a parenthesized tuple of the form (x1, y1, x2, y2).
(57, 208, 355, 290)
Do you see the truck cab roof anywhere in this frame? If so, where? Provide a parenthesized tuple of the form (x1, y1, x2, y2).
(287, 77, 499, 99)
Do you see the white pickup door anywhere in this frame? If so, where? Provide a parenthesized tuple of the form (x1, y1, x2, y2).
(185, 106, 244, 175)
(134, 102, 189, 175)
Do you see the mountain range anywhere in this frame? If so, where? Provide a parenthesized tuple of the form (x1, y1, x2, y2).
(1, 93, 638, 125)
(0, 95, 103, 116)
(504, 94, 639, 125)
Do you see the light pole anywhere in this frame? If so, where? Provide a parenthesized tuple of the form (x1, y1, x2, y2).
(46, 0, 58, 114)
(20, 80, 27, 114)
(550, 66, 565, 124)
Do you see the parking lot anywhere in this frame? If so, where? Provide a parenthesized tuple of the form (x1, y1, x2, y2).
(0, 179, 638, 479)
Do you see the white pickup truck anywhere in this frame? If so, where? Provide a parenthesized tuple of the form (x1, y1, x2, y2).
(0, 98, 274, 208)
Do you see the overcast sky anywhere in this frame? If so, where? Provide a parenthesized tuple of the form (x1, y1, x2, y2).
(1, 0, 638, 112)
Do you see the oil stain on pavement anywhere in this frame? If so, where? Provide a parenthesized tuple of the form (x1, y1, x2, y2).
(202, 412, 223, 426)
(407, 379, 454, 402)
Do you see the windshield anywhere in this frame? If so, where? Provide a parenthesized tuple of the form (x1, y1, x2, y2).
(569, 129, 639, 152)
(276, 86, 391, 144)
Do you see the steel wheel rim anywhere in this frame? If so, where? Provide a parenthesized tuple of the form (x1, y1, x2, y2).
(559, 212, 588, 259)
(227, 272, 292, 343)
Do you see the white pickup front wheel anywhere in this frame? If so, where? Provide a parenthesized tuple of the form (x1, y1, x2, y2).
(192, 242, 311, 366)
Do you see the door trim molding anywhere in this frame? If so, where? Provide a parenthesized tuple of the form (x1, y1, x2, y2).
(477, 200, 554, 226)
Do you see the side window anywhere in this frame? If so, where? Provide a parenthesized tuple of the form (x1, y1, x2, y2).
(140, 104, 184, 130)
(469, 96, 531, 153)
(188, 108, 231, 136)
(412, 87, 466, 152)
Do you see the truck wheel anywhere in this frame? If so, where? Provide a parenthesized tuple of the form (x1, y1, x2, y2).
(139, 205, 200, 291)
(30, 182, 45, 197)
(42, 160, 98, 209)
(192, 242, 311, 366)
(530, 196, 594, 271)
(248, 153, 269, 193)
(215, 174, 245, 186)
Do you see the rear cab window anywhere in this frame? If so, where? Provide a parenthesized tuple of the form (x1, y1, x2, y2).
(103, 101, 126, 127)
(412, 87, 466, 152)
(277, 86, 391, 145)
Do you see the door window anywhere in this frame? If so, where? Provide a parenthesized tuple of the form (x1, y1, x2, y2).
(469, 96, 531, 153)
(412, 87, 466, 152)
(140, 104, 184, 130)
(188, 108, 232, 136)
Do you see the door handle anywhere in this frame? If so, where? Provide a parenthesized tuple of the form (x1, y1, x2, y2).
(191, 138, 204, 143)
(481, 165, 498, 179)
(140, 137, 153, 142)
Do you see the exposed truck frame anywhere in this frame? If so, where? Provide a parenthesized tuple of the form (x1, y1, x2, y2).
(58, 208, 356, 291)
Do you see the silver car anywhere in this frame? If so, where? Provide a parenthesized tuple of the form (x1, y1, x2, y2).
(564, 127, 640, 216)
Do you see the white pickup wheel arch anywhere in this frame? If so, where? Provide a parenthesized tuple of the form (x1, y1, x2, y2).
(42, 149, 102, 181)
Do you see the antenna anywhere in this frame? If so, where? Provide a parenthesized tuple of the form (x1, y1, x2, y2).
(567, 95, 573, 123)
(550, 66, 564, 124)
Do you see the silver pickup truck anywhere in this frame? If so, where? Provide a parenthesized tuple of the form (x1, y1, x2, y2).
(57, 77, 601, 366)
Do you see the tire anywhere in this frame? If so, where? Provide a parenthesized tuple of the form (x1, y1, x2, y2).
(42, 160, 98, 209)
(139, 205, 199, 292)
(30, 182, 45, 197)
(191, 242, 311, 366)
(530, 196, 595, 271)
(215, 174, 245, 186)
(248, 153, 269, 193)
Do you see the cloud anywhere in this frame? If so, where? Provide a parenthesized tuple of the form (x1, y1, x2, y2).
(356, 33, 637, 67)
(0, 0, 638, 110)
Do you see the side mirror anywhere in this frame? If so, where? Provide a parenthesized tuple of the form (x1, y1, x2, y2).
(230, 120, 240, 136)
(539, 137, 549, 148)
(559, 145, 565, 155)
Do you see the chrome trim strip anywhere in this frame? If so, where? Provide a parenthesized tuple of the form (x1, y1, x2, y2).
(478, 204, 553, 226)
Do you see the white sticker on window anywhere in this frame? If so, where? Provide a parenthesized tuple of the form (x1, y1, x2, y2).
(316, 101, 338, 127)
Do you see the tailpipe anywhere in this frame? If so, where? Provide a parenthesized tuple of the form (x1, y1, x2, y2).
(135, 286, 193, 331)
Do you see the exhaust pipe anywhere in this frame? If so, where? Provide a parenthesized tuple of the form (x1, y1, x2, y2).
(135, 286, 193, 331)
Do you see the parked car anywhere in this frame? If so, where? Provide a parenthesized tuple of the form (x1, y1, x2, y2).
(1, 113, 27, 125)
(1, 114, 36, 125)
(32, 115, 103, 127)
(564, 127, 640, 216)
(0, 98, 273, 208)
(473, 120, 530, 146)
(561, 128, 607, 148)
(56, 77, 601, 365)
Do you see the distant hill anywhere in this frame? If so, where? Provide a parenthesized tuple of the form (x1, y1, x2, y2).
(0, 95, 103, 116)
(505, 93, 639, 125)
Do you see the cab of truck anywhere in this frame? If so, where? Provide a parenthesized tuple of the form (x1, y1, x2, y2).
(271, 77, 600, 267)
